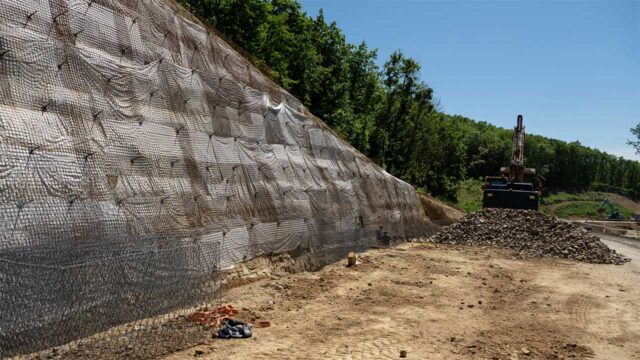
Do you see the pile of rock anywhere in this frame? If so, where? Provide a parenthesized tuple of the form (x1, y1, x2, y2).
(430, 208, 629, 264)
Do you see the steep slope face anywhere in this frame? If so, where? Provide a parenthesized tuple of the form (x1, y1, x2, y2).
(0, 0, 431, 355)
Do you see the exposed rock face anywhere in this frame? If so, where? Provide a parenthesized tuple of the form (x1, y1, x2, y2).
(430, 209, 629, 265)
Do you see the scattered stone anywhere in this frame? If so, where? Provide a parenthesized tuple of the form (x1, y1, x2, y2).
(260, 300, 275, 311)
(400, 349, 407, 358)
(429, 209, 629, 264)
(256, 320, 271, 328)
(521, 347, 531, 355)
(194, 349, 205, 356)
(347, 252, 357, 267)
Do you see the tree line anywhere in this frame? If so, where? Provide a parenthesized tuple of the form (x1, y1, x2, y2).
(178, 0, 640, 201)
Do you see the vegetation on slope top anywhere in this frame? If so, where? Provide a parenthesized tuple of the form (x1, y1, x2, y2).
(177, 0, 640, 201)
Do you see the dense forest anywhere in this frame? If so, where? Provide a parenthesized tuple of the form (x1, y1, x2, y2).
(178, 0, 640, 200)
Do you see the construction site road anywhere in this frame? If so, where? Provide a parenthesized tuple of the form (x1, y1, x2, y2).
(162, 240, 640, 360)
(600, 233, 640, 255)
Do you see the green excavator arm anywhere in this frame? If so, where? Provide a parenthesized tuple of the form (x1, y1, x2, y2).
(597, 198, 623, 220)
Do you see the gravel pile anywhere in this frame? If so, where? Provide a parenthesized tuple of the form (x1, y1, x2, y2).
(430, 209, 629, 264)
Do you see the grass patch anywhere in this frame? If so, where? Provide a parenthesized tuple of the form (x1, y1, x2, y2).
(454, 179, 484, 212)
(542, 191, 604, 204)
(450, 185, 636, 219)
(543, 201, 634, 219)
(542, 191, 636, 219)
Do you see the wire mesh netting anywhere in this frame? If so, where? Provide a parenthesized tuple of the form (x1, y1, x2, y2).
(0, 0, 433, 357)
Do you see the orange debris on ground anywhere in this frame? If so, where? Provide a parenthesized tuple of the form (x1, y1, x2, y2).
(186, 305, 271, 329)
(186, 305, 239, 329)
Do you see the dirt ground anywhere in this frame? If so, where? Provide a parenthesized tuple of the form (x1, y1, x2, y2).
(571, 220, 640, 239)
(417, 193, 465, 225)
(159, 238, 640, 360)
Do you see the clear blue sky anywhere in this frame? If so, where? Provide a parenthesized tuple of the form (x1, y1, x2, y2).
(299, 0, 640, 160)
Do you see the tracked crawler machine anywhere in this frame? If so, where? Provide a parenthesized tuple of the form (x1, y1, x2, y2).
(597, 198, 625, 220)
(482, 115, 540, 210)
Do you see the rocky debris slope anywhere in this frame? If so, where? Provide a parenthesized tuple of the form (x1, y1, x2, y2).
(430, 209, 629, 264)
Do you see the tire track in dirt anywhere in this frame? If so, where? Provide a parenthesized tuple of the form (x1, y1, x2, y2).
(564, 294, 596, 330)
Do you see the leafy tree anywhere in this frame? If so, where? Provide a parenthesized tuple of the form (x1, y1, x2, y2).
(372, 51, 434, 175)
(334, 42, 382, 152)
(630, 123, 640, 155)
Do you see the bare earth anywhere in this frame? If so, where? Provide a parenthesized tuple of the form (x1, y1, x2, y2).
(164, 237, 640, 360)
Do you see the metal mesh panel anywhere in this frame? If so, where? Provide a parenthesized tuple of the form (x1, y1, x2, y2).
(0, 0, 432, 357)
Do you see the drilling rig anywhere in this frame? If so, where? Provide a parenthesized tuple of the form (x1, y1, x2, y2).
(482, 115, 540, 210)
